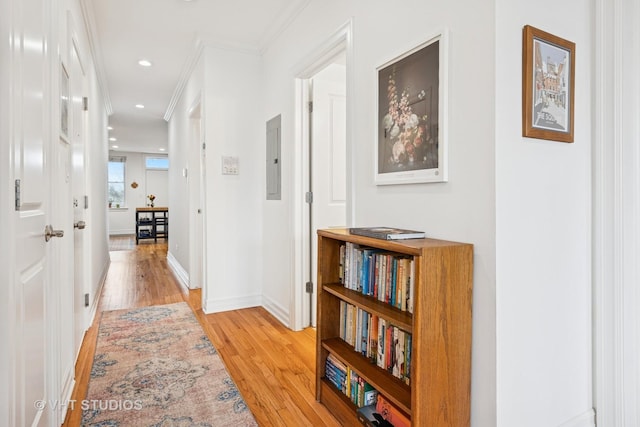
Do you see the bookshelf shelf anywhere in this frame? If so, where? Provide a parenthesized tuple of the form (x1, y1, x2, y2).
(316, 228, 473, 427)
(322, 337, 411, 414)
(324, 284, 413, 332)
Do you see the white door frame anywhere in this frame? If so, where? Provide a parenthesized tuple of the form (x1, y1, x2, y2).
(290, 19, 354, 331)
(593, 0, 640, 425)
(188, 94, 206, 291)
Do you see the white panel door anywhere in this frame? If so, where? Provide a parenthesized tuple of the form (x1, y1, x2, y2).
(310, 63, 347, 325)
(70, 37, 89, 360)
(10, 0, 50, 425)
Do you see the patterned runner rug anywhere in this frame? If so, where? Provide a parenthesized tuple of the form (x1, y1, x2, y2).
(82, 302, 257, 427)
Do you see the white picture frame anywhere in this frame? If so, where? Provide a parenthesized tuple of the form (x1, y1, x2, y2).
(375, 30, 448, 185)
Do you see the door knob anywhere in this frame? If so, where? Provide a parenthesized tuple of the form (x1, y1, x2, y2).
(44, 225, 64, 242)
(74, 220, 86, 230)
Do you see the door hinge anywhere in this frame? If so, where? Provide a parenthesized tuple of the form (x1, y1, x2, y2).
(305, 282, 313, 293)
(308, 101, 313, 113)
(83, 97, 88, 111)
(202, 142, 206, 150)
(84, 293, 90, 307)
(14, 179, 20, 210)
(84, 195, 89, 209)
(305, 191, 313, 204)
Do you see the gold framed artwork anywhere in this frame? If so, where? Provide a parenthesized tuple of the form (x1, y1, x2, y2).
(522, 25, 575, 143)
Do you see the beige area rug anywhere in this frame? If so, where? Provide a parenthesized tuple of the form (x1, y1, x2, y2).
(82, 302, 258, 427)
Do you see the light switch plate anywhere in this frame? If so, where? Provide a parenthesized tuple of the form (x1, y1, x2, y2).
(222, 156, 239, 175)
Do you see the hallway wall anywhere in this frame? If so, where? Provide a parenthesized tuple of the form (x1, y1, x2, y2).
(495, 1, 593, 426)
(260, 1, 593, 427)
(260, 1, 496, 425)
(168, 45, 264, 309)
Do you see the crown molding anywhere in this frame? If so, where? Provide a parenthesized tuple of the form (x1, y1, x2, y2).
(79, 0, 113, 115)
(259, 0, 311, 55)
(163, 36, 204, 122)
(163, 0, 311, 121)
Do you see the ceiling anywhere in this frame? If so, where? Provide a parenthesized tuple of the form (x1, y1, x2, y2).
(86, 0, 310, 154)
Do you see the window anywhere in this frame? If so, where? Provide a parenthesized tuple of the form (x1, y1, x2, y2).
(145, 156, 169, 170)
(108, 156, 126, 206)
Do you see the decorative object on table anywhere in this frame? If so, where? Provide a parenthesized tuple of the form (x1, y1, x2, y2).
(82, 302, 257, 426)
(131, 181, 138, 188)
(349, 227, 426, 240)
(376, 30, 448, 185)
(108, 199, 112, 208)
(522, 25, 575, 143)
(147, 194, 156, 207)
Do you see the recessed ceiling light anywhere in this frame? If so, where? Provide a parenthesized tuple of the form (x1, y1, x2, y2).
(109, 137, 117, 141)
(135, 104, 145, 109)
(138, 59, 152, 67)
(107, 126, 113, 130)
(159, 148, 166, 151)
(112, 145, 119, 149)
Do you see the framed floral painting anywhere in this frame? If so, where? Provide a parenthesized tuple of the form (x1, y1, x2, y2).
(375, 31, 448, 185)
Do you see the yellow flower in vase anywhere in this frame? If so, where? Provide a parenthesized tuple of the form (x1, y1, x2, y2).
(147, 194, 156, 207)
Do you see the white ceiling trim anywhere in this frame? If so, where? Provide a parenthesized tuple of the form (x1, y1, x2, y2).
(163, 36, 205, 122)
(259, 0, 312, 54)
(79, 0, 113, 115)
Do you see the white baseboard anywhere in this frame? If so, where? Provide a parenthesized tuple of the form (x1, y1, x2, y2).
(166, 251, 189, 290)
(262, 295, 290, 328)
(203, 294, 261, 314)
(58, 374, 75, 424)
(108, 229, 134, 236)
(557, 409, 596, 427)
(88, 258, 110, 326)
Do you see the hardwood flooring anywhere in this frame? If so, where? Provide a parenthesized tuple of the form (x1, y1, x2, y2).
(63, 240, 339, 427)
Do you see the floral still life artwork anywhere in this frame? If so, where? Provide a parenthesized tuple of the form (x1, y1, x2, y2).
(377, 34, 445, 185)
(147, 194, 156, 207)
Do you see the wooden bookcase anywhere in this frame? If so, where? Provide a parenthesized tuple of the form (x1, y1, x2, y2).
(316, 228, 473, 426)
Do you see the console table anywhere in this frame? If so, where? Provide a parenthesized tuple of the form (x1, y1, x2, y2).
(135, 207, 168, 244)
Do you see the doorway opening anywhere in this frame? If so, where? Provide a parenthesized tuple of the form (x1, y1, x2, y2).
(292, 20, 353, 330)
(188, 98, 205, 291)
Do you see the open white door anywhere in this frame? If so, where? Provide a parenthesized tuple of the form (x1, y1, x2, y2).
(308, 61, 347, 326)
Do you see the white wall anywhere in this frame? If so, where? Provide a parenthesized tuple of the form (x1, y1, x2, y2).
(107, 150, 168, 235)
(201, 46, 264, 311)
(261, 1, 496, 425)
(162, 1, 596, 425)
(495, 1, 593, 427)
(168, 45, 263, 309)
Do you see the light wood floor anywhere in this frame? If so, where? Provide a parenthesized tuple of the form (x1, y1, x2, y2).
(63, 240, 340, 427)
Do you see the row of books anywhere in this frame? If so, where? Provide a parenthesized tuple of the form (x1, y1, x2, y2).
(339, 243, 415, 313)
(325, 353, 378, 408)
(357, 394, 411, 427)
(339, 301, 412, 385)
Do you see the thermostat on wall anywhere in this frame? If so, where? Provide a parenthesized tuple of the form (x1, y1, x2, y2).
(221, 156, 239, 175)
